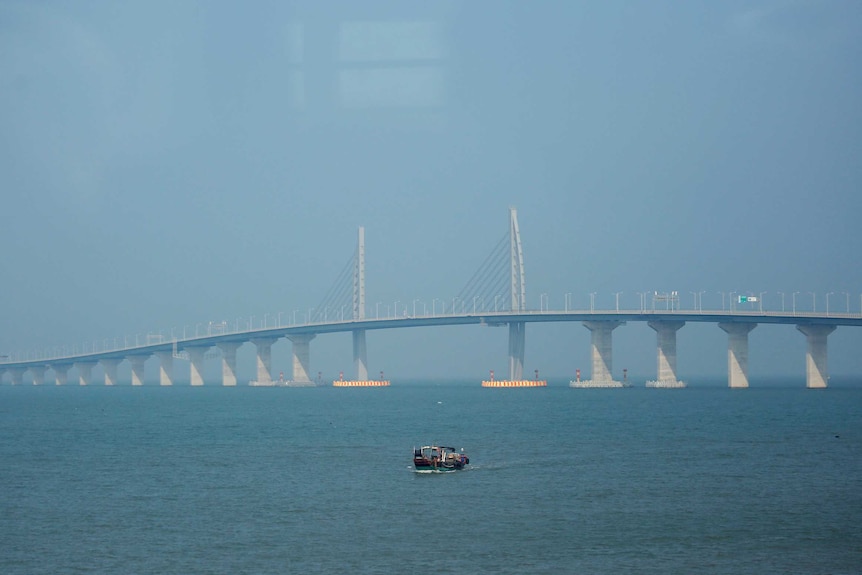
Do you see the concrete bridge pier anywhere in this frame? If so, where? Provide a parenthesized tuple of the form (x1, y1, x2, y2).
(154, 351, 173, 386)
(508, 322, 525, 380)
(29, 366, 46, 385)
(719, 323, 756, 388)
(127, 356, 146, 386)
(101, 359, 121, 386)
(52, 364, 70, 385)
(74, 362, 95, 386)
(647, 321, 686, 387)
(287, 334, 316, 383)
(251, 337, 277, 385)
(796, 324, 836, 389)
(353, 330, 368, 381)
(9, 368, 25, 385)
(582, 321, 623, 386)
(217, 342, 240, 386)
(187, 347, 208, 386)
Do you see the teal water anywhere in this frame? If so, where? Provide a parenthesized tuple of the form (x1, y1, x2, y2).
(1, 381, 861, 574)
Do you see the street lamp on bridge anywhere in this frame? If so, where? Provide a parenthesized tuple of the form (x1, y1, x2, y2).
(826, 292, 834, 315)
(793, 292, 799, 315)
(614, 292, 622, 312)
(809, 292, 816, 313)
(778, 292, 785, 312)
(589, 292, 596, 313)
(565, 292, 571, 312)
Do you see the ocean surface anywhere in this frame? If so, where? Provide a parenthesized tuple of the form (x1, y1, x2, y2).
(1, 379, 861, 574)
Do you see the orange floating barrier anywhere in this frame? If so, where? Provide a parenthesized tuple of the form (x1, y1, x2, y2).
(481, 380, 546, 388)
(332, 380, 390, 387)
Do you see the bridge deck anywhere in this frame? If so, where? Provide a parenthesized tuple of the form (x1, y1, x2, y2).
(2, 309, 861, 369)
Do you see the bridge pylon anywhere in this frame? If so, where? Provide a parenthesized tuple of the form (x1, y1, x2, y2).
(508, 207, 527, 381)
(509, 207, 526, 313)
(353, 226, 369, 381)
(354, 226, 365, 321)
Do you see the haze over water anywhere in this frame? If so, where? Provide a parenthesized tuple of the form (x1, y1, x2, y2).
(2, 381, 860, 574)
(2, 2, 861, 570)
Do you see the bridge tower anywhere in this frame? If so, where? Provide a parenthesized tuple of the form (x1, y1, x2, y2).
(508, 207, 527, 380)
(353, 226, 368, 380)
(510, 207, 526, 313)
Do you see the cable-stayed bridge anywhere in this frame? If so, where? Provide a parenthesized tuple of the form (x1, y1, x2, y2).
(2, 208, 860, 388)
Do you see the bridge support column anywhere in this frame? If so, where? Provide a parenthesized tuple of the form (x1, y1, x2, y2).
(508, 322, 525, 381)
(9, 368, 25, 385)
(796, 324, 836, 389)
(287, 334, 316, 384)
(582, 321, 623, 386)
(101, 359, 121, 386)
(52, 364, 70, 386)
(217, 342, 240, 386)
(154, 351, 173, 386)
(251, 338, 277, 385)
(74, 362, 95, 386)
(127, 356, 146, 386)
(647, 321, 686, 388)
(29, 366, 46, 386)
(187, 347, 208, 386)
(353, 330, 368, 381)
(718, 323, 756, 388)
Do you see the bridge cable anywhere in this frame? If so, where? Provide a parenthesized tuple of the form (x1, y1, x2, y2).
(455, 232, 510, 313)
(310, 252, 355, 323)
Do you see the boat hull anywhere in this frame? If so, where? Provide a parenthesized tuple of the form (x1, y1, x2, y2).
(412, 454, 469, 473)
(413, 466, 458, 474)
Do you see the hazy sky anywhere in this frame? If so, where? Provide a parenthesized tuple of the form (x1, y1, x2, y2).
(2, 0, 861, 382)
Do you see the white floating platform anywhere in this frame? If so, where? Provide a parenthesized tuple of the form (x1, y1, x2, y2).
(645, 380, 687, 388)
(569, 380, 628, 388)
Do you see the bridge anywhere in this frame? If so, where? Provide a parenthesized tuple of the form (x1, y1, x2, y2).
(2, 208, 860, 388)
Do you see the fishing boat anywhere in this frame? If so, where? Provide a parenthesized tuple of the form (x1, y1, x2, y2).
(413, 445, 469, 473)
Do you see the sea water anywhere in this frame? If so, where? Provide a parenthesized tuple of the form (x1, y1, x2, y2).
(1, 380, 860, 574)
